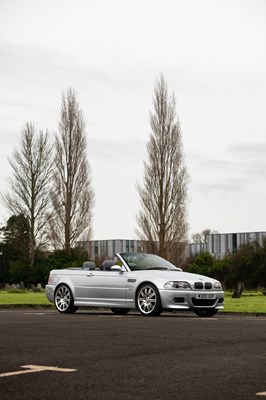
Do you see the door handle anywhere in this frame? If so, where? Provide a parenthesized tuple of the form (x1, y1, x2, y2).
(86, 273, 94, 277)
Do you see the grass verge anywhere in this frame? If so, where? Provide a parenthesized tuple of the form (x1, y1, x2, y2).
(0, 290, 51, 306)
(222, 291, 266, 314)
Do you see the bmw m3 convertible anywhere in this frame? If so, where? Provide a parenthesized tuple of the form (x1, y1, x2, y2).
(45, 252, 224, 317)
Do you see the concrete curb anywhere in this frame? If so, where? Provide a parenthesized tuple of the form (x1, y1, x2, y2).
(0, 304, 54, 309)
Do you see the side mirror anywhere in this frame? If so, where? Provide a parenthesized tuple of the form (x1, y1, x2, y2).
(111, 265, 122, 272)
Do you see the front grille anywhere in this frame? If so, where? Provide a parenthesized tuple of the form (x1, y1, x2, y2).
(192, 298, 216, 307)
(205, 282, 212, 289)
(194, 282, 203, 289)
(194, 282, 213, 290)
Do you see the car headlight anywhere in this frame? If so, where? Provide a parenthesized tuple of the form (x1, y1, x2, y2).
(214, 281, 222, 290)
(164, 281, 191, 290)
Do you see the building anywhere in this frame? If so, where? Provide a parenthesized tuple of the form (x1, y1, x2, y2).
(77, 231, 266, 262)
(77, 239, 148, 261)
(206, 231, 266, 259)
(186, 242, 207, 259)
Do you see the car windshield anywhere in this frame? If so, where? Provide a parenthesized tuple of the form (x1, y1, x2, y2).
(119, 253, 179, 271)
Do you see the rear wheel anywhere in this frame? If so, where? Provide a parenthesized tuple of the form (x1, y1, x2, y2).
(136, 284, 162, 316)
(55, 284, 78, 313)
(194, 308, 218, 317)
(110, 308, 131, 315)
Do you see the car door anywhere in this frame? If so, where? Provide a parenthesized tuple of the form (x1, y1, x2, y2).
(66, 270, 92, 301)
(84, 268, 129, 306)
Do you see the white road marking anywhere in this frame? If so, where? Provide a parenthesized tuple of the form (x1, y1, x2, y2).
(0, 365, 76, 378)
(97, 315, 130, 318)
(24, 312, 47, 315)
(194, 318, 218, 321)
(257, 392, 266, 396)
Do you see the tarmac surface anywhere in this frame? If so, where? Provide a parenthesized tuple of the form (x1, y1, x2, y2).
(0, 309, 266, 400)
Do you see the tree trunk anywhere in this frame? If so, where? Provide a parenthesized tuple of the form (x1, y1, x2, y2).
(232, 282, 244, 298)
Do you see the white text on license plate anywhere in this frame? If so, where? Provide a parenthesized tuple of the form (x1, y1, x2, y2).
(196, 293, 216, 299)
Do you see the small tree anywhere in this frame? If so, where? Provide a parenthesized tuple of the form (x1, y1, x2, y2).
(1, 123, 53, 267)
(226, 241, 262, 291)
(187, 252, 214, 276)
(49, 88, 95, 254)
(136, 75, 189, 262)
(1, 214, 30, 262)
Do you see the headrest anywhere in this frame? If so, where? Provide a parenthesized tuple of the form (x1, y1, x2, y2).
(100, 260, 116, 271)
(82, 261, 96, 270)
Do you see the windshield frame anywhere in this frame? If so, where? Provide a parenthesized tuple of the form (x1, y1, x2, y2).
(117, 252, 179, 272)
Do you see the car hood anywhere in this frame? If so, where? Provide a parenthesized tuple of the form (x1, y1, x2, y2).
(130, 269, 218, 284)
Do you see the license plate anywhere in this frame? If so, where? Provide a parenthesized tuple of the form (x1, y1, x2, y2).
(196, 293, 216, 299)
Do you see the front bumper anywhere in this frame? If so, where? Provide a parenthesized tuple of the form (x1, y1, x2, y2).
(160, 289, 224, 310)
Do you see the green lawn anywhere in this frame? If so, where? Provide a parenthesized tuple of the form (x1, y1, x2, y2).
(222, 292, 266, 314)
(0, 290, 51, 306)
(0, 290, 266, 313)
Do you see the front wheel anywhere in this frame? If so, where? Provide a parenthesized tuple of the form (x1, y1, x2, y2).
(110, 308, 131, 315)
(194, 309, 219, 317)
(136, 284, 162, 316)
(54, 284, 78, 313)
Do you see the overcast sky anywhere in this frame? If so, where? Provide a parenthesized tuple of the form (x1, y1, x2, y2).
(1, 0, 266, 241)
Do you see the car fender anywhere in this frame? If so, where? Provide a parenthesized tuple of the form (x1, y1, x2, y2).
(134, 280, 161, 306)
(54, 277, 76, 299)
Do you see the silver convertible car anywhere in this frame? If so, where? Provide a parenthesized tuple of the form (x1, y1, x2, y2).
(46, 252, 224, 317)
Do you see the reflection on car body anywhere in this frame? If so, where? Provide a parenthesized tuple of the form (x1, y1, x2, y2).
(45, 253, 224, 317)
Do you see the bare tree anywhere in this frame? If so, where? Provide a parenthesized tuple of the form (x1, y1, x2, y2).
(1, 123, 53, 267)
(49, 88, 94, 254)
(136, 75, 189, 262)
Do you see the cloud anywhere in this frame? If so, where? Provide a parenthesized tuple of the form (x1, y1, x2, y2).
(1, 0, 266, 239)
(228, 142, 266, 159)
(188, 141, 266, 199)
(0, 43, 122, 92)
(88, 136, 146, 160)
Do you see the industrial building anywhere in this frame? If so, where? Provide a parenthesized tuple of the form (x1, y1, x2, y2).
(206, 231, 266, 259)
(77, 239, 147, 261)
(77, 231, 266, 262)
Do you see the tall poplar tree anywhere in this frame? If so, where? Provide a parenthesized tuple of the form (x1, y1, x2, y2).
(136, 75, 189, 262)
(49, 88, 94, 254)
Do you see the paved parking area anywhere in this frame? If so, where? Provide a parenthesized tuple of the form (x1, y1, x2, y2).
(0, 309, 265, 400)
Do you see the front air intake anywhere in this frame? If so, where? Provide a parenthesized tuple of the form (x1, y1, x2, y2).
(173, 297, 185, 303)
(192, 298, 216, 307)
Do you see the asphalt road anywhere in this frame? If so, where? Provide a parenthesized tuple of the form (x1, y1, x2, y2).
(0, 309, 265, 400)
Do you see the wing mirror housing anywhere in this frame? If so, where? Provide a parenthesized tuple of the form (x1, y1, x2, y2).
(111, 265, 123, 272)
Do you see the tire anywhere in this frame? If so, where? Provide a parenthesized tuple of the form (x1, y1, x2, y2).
(110, 308, 132, 315)
(136, 283, 162, 316)
(54, 284, 78, 314)
(194, 308, 219, 317)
